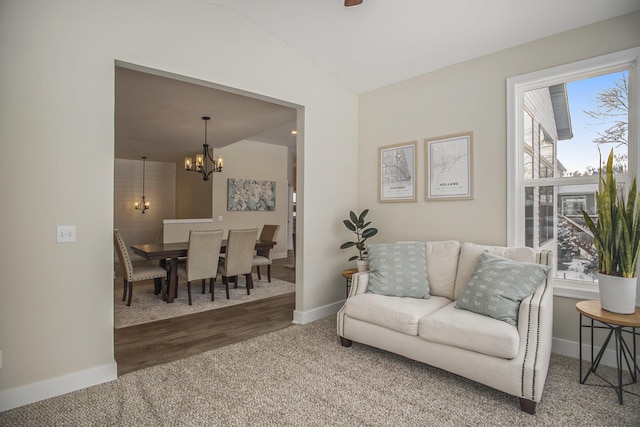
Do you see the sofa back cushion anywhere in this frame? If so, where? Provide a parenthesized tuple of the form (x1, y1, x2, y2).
(366, 242, 430, 298)
(454, 242, 538, 301)
(425, 240, 461, 300)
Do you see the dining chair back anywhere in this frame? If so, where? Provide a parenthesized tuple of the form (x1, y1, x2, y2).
(177, 229, 223, 305)
(218, 228, 259, 297)
(114, 229, 168, 306)
(252, 224, 280, 282)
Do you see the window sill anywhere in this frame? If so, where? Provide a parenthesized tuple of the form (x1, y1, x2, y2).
(552, 278, 599, 300)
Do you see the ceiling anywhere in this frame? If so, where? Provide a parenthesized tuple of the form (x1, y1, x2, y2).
(115, 0, 640, 163)
(115, 66, 298, 163)
(202, 0, 640, 93)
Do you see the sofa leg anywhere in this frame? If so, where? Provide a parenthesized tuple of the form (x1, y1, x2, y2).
(519, 398, 536, 414)
(340, 337, 352, 347)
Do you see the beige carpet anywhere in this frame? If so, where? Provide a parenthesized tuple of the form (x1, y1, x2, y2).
(114, 275, 295, 328)
(2, 316, 639, 426)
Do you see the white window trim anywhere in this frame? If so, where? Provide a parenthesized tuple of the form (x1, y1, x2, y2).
(507, 47, 640, 299)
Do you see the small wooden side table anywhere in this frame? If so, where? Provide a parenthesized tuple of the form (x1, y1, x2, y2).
(576, 300, 640, 404)
(341, 268, 358, 298)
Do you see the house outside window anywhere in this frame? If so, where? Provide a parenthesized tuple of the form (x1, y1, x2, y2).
(507, 48, 638, 298)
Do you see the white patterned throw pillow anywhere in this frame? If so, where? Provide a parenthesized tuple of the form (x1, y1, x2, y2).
(455, 250, 550, 325)
(366, 242, 430, 299)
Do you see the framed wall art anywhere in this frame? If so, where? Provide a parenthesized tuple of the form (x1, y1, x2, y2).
(227, 178, 276, 211)
(425, 132, 473, 201)
(378, 141, 417, 203)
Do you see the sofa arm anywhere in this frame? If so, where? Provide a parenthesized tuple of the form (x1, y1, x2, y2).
(348, 271, 370, 298)
(517, 249, 554, 407)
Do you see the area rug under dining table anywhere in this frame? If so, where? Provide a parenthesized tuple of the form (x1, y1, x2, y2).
(114, 275, 295, 329)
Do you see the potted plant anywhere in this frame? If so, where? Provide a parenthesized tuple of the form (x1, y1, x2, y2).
(340, 209, 378, 272)
(582, 149, 640, 313)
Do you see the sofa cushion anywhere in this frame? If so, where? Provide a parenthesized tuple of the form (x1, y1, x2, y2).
(455, 251, 550, 326)
(454, 243, 538, 300)
(425, 240, 460, 299)
(419, 302, 520, 358)
(366, 242, 430, 298)
(344, 293, 451, 336)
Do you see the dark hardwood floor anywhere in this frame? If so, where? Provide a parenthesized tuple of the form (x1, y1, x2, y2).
(115, 253, 296, 375)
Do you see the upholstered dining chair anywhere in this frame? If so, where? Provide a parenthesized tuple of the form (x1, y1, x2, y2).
(218, 228, 259, 298)
(252, 224, 280, 282)
(113, 229, 168, 306)
(177, 229, 224, 305)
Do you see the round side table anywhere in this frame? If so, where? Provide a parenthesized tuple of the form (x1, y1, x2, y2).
(576, 300, 640, 404)
(341, 268, 359, 298)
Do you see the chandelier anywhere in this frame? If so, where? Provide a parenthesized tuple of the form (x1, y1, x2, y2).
(184, 116, 223, 181)
(134, 156, 150, 214)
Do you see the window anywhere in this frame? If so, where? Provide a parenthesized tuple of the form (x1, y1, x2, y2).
(507, 48, 639, 298)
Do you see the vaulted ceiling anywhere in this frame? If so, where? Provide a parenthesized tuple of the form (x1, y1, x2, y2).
(115, 0, 640, 163)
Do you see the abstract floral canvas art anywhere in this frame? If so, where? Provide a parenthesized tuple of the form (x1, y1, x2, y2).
(227, 178, 276, 211)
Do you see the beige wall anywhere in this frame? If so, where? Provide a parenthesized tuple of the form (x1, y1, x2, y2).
(212, 139, 291, 258)
(114, 158, 176, 251)
(175, 165, 213, 219)
(0, 0, 358, 407)
(359, 12, 640, 348)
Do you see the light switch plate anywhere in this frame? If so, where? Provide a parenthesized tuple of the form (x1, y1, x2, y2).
(56, 225, 76, 243)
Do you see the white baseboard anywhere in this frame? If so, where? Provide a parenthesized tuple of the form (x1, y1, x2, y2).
(293, 300, 343, 324)
(552, 337, 634, 370)
(0, 361, 118, 412)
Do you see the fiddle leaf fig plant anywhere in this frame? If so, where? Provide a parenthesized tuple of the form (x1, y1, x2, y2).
(340, 209, 378, 261)
(582, 149, 640, 278)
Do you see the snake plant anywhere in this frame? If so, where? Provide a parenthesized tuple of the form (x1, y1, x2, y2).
(582, 149, 640, 278)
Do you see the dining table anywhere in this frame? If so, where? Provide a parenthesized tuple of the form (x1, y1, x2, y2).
(131, 239, 276, 303)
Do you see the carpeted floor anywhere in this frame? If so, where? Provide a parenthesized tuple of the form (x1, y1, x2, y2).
(1, 316, 639, 426)
(114, 275, 296, 328)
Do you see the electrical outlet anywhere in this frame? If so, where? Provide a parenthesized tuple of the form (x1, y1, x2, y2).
(56, 225, 76, 243)
(218, 216, 223, 221)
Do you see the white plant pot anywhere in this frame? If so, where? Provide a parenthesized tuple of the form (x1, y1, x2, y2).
(356, 259, 369, 272)
(597, 273, 638, 314)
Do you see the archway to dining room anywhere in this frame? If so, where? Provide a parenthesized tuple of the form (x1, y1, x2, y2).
(112, 62, 302, 375)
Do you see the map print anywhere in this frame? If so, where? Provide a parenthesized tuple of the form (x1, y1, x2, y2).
(381, 144, 415, 200)
(428, 135, 471, 199)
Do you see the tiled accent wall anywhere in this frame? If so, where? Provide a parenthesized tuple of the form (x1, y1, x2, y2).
(114, 158, 176, 260)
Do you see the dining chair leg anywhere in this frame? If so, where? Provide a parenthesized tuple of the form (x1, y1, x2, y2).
(267, 265, 271, 283)
(122, 279, 127, 301)
(210, 278, 215, 301)
(127, 281, 134, 306)
(221, 276, 230, 299)
(187, 281, 193, 305)
(201, 279, 206, 294)
(245, 273, 253, 295)
(256, 266, 262, 280)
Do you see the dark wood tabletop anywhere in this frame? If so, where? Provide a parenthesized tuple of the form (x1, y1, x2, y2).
(131, 239, 275, 259)
(131, 239, 275, 303)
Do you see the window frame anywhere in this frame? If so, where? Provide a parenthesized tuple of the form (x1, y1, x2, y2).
(507, 47, 640, 300)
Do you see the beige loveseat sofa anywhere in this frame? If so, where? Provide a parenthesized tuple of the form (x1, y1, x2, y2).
(337, 241, 553, 414)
